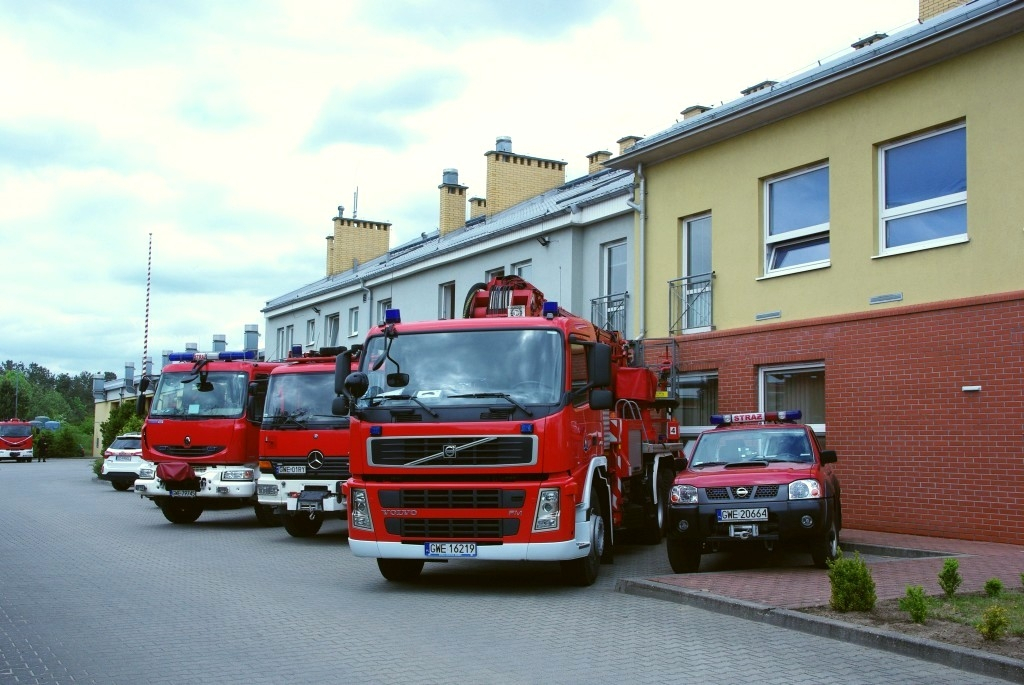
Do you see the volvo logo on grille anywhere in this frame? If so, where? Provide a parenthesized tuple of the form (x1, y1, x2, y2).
(442, 444, 458, 460)
(184, 436, 191, 448)
(735, 486, 750, 498)
(307, 451, 325, 470)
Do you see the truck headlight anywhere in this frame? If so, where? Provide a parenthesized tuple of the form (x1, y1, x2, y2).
(138, 467, 155, 479)
(221, 468, 255, 481)
(350, 488, 373, 531)
(789, 479, 823, 500)
(533, 488, 560, 532)
(669, 484, 698, 504)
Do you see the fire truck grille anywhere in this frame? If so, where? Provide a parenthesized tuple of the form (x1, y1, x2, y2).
(704, 485, 780, 500)
(153, 445, 223, 458)
(380, 489, 526, 509)
(384, 518, 519, 538)
(269, 456, 350, 480)
(369, 436, 536, 467)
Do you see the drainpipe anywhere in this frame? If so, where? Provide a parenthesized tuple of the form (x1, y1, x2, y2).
(625, 163, 645, 339)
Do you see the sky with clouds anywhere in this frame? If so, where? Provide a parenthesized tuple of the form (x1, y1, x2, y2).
(0, 0, 920, 379)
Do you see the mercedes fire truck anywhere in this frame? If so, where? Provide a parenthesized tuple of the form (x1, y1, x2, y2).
(336, 276, 684, 586)
(256, 349, 355, 537)
(134, 350, 282, 524)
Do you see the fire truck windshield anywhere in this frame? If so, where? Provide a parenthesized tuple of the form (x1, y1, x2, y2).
(0, 424, 32, 438)
(149, 371, 249, 418)
(262, 371, 344, 428)
(360, 328, 563, 406)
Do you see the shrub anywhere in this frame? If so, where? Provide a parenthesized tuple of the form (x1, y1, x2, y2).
(976, 605, 1010, 641)
(938, 558, 963, 598)
(92, 457, 104, 477)
(983, 578, 1004, 598)
(898, 585, 928, 624)
(827, 550, 877, 612)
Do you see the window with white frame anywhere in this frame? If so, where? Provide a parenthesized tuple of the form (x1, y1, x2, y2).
(439, 282, 456, 319)
(325, 314, 339, 346)
(347, 307, 359, 337)
(276, 327, 286, 360)
(376, 298, 392, 326)
(512, 260, 532, 282)
(879, 124, 966, 255)
(765, 164, 829, 274)
(485, 267, 504, 282)
(306, 319, 316, 346)
(603, 240, 627, 296)
(760, 364, 825, 437)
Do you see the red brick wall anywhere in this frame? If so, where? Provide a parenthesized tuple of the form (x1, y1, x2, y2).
(658, 291, 1024, 545)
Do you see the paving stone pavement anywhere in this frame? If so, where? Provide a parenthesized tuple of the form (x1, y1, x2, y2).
(0, 460, 1018, 684)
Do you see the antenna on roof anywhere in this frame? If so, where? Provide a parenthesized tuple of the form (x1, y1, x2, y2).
(353, 186, 359, 219)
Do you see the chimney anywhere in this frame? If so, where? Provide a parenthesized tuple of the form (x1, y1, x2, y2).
(326, 205, 392, 276)
(617, 135, 643, 155)
(741, 80, 778, 96)
(244, 325, 259, 353)
(469, 196, 487, 219)
(483, 136, 566, 215)
(919, 0, 967, 22)
(586, 150, 612, 175)
(438, 168, 468, 236)
(91, 373, 105, 401)
(681, 105, 711, 120)
(212, 334, 226, 352)
(162, 350, 172, 368)
(124, 362, 135, 392)
(144, 357, 153, 376)
(185, 342, 198, 353)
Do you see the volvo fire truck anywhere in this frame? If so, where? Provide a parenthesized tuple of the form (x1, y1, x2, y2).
(336, 276, 684, 586)
(0, 419, 34, 463)
(134, 350, 282, 524)
(256, 348, 355, 537)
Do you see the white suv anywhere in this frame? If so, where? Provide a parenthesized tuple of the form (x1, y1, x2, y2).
(100, 433, 144, 491)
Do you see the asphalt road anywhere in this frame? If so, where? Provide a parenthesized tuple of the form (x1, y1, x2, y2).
(0, 460, 1009, 685)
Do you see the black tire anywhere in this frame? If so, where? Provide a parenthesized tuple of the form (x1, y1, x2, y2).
(111, 480, 132, 492)
(640, 465, 674, 545)
(254, 504, 281, 527)
(667, 540, 701, 573)
(560, 495, 605, 586)
(811, 518, 839, 569)
(377, 558, 424, 582)
(284, 512, 324, 538)
(160, 499, 203, 524)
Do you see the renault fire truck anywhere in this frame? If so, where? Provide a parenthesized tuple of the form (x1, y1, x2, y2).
(256, 348, 355, 537)
(0, 419, 34, 463)
(134, 350, 283, 524)
(336, 276, 684, 586)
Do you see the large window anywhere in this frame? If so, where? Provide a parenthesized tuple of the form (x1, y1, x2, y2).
(439, 282, 456, 319)
(325, 314, 339, 346)
(879, 124, 966, 255)
(603, 240, 627, 296)
(760, 364, 825, 435)
(512, 260, 532, 282)
(306, 319, 316, 346)
(674, 372, 718, 429)
(765, 164, 829, 275)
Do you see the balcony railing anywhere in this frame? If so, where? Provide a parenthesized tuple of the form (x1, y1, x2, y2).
(590, 291, 629, 334)
(668, 272, 714, 334)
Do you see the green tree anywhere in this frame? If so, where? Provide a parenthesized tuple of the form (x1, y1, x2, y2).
(99, 402, 141, 451)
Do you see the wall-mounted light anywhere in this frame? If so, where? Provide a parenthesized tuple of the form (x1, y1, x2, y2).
(312, 306, 321, 314)
(537, 236, 550, 247)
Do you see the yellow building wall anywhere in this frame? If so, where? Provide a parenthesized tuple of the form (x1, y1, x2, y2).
(641, 34, 1024, 336)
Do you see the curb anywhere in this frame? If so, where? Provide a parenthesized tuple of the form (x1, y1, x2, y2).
(616, 578, 1024, 684)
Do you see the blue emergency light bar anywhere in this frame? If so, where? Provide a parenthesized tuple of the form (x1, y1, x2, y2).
(542, 301, 559, 319)
(711, 410, 802, 425)
(384, 309, 401, 324)
(167, 350, 256, 362)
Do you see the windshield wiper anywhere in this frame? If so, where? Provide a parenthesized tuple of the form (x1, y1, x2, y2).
(376, 394, 439, 418)
(269, 410, 308, 429)
(448, 393, 533, 417)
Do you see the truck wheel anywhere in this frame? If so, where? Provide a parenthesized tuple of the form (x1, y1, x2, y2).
(810, 519, 839, 569)
(111, 481, 132, 492)
(640, 465, 674, 545)
(560, 496, 605, 586)
(667, 540, 701, 573)
(254, 504, 281, 527)
(160, 500, 203, 524)
(377, 558, 424, 582)
(284, 512, 323, 537)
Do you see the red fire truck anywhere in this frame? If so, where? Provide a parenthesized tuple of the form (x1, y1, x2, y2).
(133, 350, 283, 524)
(336, 276, 684, 586)
(0, 419, 34, 463)
(256, 348, 355, 537)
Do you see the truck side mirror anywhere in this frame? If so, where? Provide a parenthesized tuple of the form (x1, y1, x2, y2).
(588, 388, 613, 410)
(820, 449, 837, 465)
(588, 343, 612, 388)
(332, 395, 350, 416)
(135, 394, 147, 417)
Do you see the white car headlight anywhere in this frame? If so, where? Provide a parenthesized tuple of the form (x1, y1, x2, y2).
(789, 479, 823, 500)
(350, 488, 373, 531)
(669, 484, 698, 504)
(533, 488, 560, 531)
(221, 468, 255, 481)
